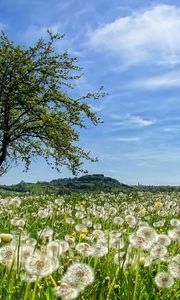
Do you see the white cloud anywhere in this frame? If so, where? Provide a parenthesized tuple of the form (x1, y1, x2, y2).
(88, 5, 180, 67)
(111, 137, 140, 142)
(131, 71, 180, 89)
(112, 114, 156, 128)
(162, 126, 180, 133)
(125, 148, 180, 163)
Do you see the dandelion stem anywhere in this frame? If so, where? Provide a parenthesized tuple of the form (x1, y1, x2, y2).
(132, 251, 140, 300)
(107, 267, 120, 300)
(32, 277, 39, 300)
(49, 275, 57, 287)
(24, 282, 31, 300)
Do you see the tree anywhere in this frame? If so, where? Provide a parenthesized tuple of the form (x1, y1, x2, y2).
(0, 31, 104, 176)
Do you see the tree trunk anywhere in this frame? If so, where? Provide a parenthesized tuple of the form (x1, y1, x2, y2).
(0, 133, 9, 166)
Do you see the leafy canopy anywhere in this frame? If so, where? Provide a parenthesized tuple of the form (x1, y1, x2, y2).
(0, 31, 105, 176)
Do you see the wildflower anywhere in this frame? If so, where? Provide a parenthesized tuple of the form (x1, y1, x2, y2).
(170, 218, 180, 227)
(59, 240, 70, 253)
(19, 245, 35, 265)
(114, 252, 125, 266)
(76, 243, 94, 257)
(110, 237, 125, 250)
(109, 207, 117, 215)
(0, 244, 16, 267)
(62, 263, 94, 291)
(150, 245, 168, 259)
(65, 235, 75, 248)
(11, 217, 20, 226)
(125, 215, 137, 226)
(75, 212, 84, 219)
(10, 197, 21, 207)
(25, 252, 59, 278)
(142, 255, 153, 267)
(0, 233, 14, 243)
(168, 227, 180, 241)
(54, 282, 79, 299)
(154, 202, 163, 209)
(156, 234, 171, 247)
(15, 218, 26, 228)
(129, 233, 150, 250)
(173, 254, 180, 264)
(153, 220, 165, 228)
(160, 253, 170, 263)
(66, 218, 75, 225)
(93, 244, 108, 257)
(93, 223, 102, 230)
(82, 219, 92, 227)
(47, 241, 62, 258)
(155, 272, 174, 288)
(138, 221, 149, 227)
(38, 227, 54, 242)
(136, 226, 157, 245)
(169, 262, 180, 279)
(114, 217, 124, 225)
(92, 230, 105, 239)
(25, 238, 37, 247)
(138, 208, 146, 215)
(38, 209, 50, 219)
(75, 224, 87, 233)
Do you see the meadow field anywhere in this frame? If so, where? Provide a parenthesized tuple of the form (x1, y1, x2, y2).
(0, 191, 179, 299)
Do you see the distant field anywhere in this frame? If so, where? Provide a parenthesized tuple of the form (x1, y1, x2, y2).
(0, 191, 179, 299)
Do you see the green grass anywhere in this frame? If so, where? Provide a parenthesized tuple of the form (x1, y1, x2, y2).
(0, 191, 179, 299)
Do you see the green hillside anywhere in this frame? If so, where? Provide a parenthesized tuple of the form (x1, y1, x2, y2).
(0, 174, 132, 194)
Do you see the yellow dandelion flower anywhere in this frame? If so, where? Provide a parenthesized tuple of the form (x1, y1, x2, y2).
(154, 202, 163, 209)
(139, 208, 146, 214)
(80, 233, 85, 239)
(0, 234, 13, 243)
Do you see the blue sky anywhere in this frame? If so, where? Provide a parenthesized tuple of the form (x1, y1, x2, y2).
(1, 0, 180, 185)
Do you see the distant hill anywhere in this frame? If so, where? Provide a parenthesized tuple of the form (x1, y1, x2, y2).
(0, 174, 133, 194)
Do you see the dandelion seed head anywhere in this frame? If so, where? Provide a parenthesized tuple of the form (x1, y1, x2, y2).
(62, 263, 94, 291)
(54, 282, 79, 299)
(155, 272, 174, 288)
(169, 261, 180, 279)
(25, 253, 59, 278)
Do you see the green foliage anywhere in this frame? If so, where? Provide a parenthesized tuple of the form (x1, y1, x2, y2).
(0, 31, 105, 176)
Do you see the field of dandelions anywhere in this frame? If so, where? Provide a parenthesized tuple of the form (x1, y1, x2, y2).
(0, 191, 179, 300)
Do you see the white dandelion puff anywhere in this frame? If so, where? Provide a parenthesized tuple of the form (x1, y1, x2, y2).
(136, 226, 157, 245)
(0, 244, 16, 267)
(155, 272, 174, 288)
(75, 243, 94, 257)
(114, 217, 124, 225)
(54, 282, 79, 299)
(62, 263, 94, 291)
(150, 245, 168, 259)
(47, 241, 62, 258)
(93, 244, 108, 257)
(169, 262, 180, 279)
(168, 227, 180, 241)
(25, 252, 59, 278)
(156, 234, 171, 247)
(114, 252, 125, 266)
(170, 218, 180, 227)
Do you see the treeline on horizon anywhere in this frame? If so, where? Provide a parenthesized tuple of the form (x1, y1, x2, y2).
(1, 174, 180, 195)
